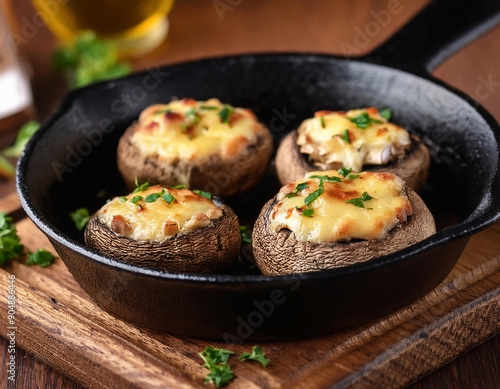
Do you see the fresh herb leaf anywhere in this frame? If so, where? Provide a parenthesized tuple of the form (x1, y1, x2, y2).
(144, 193, 161, 203)
(200, 347, 235, 366)
(0, 155, 15, 178)
(119, 196, 127, 203)
(131, 196, 143, 204)
(320, 116, 326, 128)
(309, 175, 343, 183)
(302, 208, 314, 217)
(380, 108, 392, 121)
(286, 182, 309, 198)
(70, 208, 90, 230)
(3, 121, 41, 157)
(200, 347, 236, 387)
(200, 105, 218, 110)
(132, 178, 150, 193)
(338, 167, 353, 177)
(340, 129, 350, 144)
(239, 346, 270, 367)
(193, 189, 212, 199)
(26, 248, 55, 267)
(240, 226, 252, 244)
(348, 112, 383, 129)
(348, 174, 360, 179)
(218, 105, 235, 124)
(161, 190, 175, 203)
(0, 212, 23, 266)
(172, 185, 186, 189)
(204, 364, 235, 387)
(346, 191, 373, 208)
(304, 179, 324, 206)
(53, 31, 131, 89)
(156, 108, 171, 115)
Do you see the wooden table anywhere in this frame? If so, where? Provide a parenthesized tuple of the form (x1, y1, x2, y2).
(1, 0, 500, 388)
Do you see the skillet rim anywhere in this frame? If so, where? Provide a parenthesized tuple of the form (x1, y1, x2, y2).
(16, 52, 500, 285)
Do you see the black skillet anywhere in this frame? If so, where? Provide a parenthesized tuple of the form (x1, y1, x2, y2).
(17, 0, 500, 340)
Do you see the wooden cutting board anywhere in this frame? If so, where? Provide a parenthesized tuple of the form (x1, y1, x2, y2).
(1, 192, 499, 389)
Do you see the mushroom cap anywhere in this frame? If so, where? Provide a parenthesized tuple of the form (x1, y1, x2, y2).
(275, 130, 430, 192)
(117, 121, 273, 197)
(84, 201, 241, 273)
(252, 188, 435, 275)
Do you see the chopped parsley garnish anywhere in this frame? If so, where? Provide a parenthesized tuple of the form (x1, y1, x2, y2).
(161, 190, 175, 203)
(119, 196, 127, 203)
(309, 175, 342, 183)
(346, 192, 373, 208)
(0, 212, 23, 266)
(172, 185, 186, 189)
(338, 167, 353, 177)
(70, 208, 90, 231)
(304, 179, 324, 206)
(131, 196, 143, 204)
(340, 129, 350, 144)
(348, 112, 383, 129)
(184, 107, 201, 125)
(302, 208, 314, 217)
(320, 116, 326, 128)
(200, 347, 235, 387)
(155, 108, 171, 115)
(380, 108, 392, 121)
(200, 105, 218, 110)
(337, 168, 359, 179)
(240, 226, 252, 244)
(193, 189, 212, 199)
(132, 178, 150, 194)
(239, 346, 270, 367)
(218, 105, 235, 124)
(26, 248, 55, 267)
(144, 193, 161, 203)
(286, 182, 309, 198)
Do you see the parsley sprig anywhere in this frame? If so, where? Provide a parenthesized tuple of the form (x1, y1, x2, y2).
(348, 112, 382, 129)
(200, 346, 270, 387)
(346, 191, 373, 208)
(0, 212, 23, 266)
(286, 182, 308, 198)
(338, 167, 360, 179)
(340, 129, 350, 144)
(70, 208, 90, 231)
(309, 175, 342, 183)
(26, 249, 55, 267)
(239, 346, 270, 367)
(200, 347, 235, 387)
(132, 178, 150, 193)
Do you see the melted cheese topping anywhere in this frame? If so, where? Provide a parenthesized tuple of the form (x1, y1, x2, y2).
(132, 98, 262, 162)
(297, 108, 411, 172)
(98, 185, 223, 242)
(269, 170, 413, 243)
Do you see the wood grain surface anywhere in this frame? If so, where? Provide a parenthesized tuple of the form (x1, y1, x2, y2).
(1, 0, 500, 388)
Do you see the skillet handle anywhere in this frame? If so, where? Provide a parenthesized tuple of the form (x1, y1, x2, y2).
(362, 0, 500, 73)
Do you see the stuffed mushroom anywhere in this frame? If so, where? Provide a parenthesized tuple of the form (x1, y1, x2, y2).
(117, 98, 273, 197)
(85, 184, 241, 273)
(252, 169, 435, 275)
(275, 108, 430, 192)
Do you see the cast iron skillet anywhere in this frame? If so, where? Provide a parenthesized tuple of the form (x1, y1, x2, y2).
(17, 0, 500, 340)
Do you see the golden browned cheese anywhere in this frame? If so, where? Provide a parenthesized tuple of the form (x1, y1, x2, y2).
(133, 98, 261, 162)
(269, 170, 413, 243)
(296, 108, 411, 172)
(98, 185, 223, 242)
